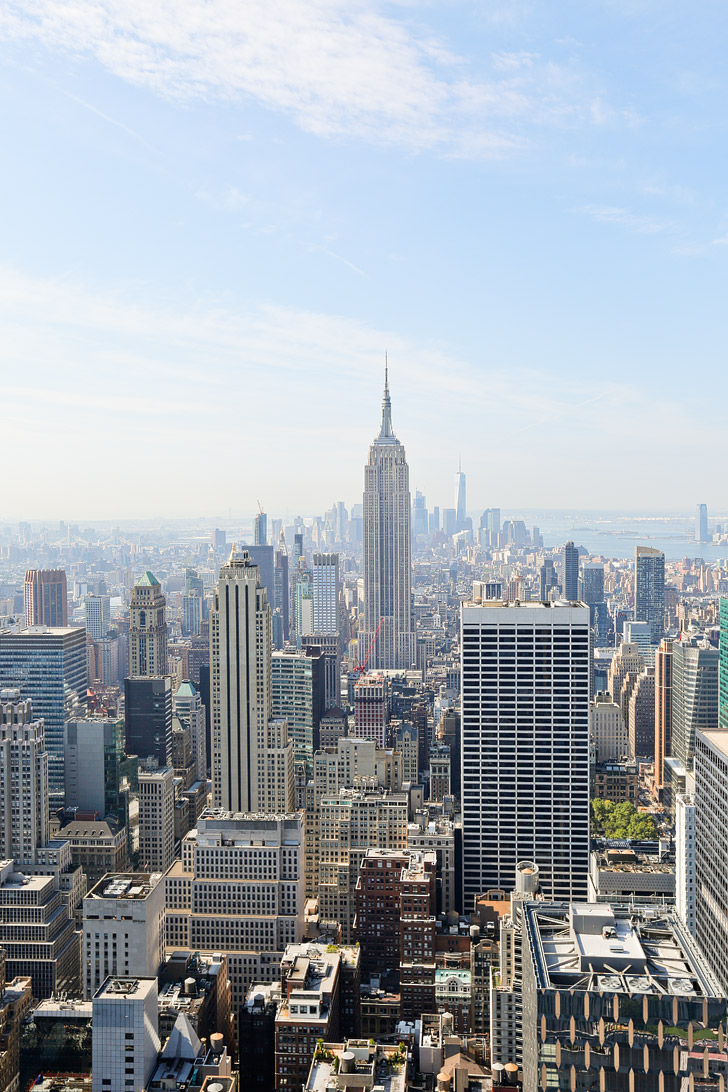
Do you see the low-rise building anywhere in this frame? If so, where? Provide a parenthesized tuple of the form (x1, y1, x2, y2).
(0, 860, 80, 1000)
(303, 1038, 408, 1092)
(157, 951, 233, 1050)
(588, 844, 675, 903)
(91, 977, 160, 1092)
(592, 759, 639, 805)
(56, 817, 127, 886)
(275, 945, 341, 1092)
(522, 902, 728, 1090)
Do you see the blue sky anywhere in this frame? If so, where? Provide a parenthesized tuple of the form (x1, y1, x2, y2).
(1, 0, 727, 519)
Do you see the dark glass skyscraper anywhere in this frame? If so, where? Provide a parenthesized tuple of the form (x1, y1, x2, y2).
(560, 541, 579, 600)
(634, 545, 665, 643)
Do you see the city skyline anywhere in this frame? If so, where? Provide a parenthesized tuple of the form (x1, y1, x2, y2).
(2, 3, 728, 516)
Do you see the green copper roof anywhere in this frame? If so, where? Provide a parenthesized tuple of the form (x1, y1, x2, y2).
(175, 681, 197, 697)
(137, 571, 160, 587)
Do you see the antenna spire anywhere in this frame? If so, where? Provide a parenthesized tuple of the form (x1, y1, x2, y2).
(377, 353, 395, 441)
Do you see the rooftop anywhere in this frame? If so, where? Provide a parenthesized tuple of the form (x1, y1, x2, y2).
(30, 1077, 92, 1092)
(136, 571, 161, 587)
(304, 1039, 407, 1092)
(593, 847, 674, 873)
(524, 902, 724, 997)
(94, 976, 158, 1000)
(698, 730, 728, 760)
(86, 873, 161, 901)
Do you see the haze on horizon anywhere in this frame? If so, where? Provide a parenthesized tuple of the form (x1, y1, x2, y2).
(2, 0, 726, 518)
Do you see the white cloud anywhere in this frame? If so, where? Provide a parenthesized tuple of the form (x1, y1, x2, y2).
(0, 264, 700, 518)
(579, 204, 672, 235)
(0, 0, 600, 154)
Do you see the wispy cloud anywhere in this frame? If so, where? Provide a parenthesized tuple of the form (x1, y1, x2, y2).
(0, 0, 606, 155)
(61, 88, 157, 151)
(578, 204, 672, 235)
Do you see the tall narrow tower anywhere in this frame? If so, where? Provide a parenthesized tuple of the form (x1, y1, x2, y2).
(454, 458, 466, 532)
(210, 548, 293, 813)
(359, 366, 416, 670)
(129, 572, 168, 677)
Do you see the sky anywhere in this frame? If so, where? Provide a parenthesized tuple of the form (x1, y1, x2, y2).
(1, 0, 727, 519)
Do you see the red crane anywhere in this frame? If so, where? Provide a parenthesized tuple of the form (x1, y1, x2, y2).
(355, 617, 384, 677)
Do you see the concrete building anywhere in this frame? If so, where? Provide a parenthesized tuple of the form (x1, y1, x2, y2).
(607, 641, 642, 710)
(521, 901, 726, 1090)
(138, 766, 175, 873)
(210, 548, 294, 814)
(628, 667, 655, 759)
(428, 744, 451, 802)
(695, 730, 728, 990)
(676, 792, 696, 935)
(311, 554, 339, 636)
(359, 370, 416, 670)
(0, 860, 80, 999)
(0, 950, 32, 1092)
(24, 570, 68, 628)
(634, 545, 665, 643)
(57, 817, 127, 886)
(623, 618, 655, 666)
(0, 690, 48, 864)
(271, 648, 325, 773)
(124, 676, 172, 768)
(352, 673, 387, 747)
(654, 637, 673, 789)
(84, 593, 110, 639)
(91, 976, 160, 1092)
(275, 946, 341, 1092)
(592, 759, 639, 805)
(303, 1039, 407, 1092)
(461, 601, 590, 904)
(407, 815, 457, 915)
(129, 571, 168, 677)
(304, 738, 402, 899)
(588, 844, 674, 902)
(63, 716, 125, 820)
(165, 810, 304, 1007)
(157, 950, 233, 1049)
(82, 872, 166, 998)
(589, 692, 628, 763)
(560, 541, 579, 601)
(0, 627, 87, 801)
(300, 633, 340, 715)
(394, 721, 418, 785)
(318, 788, 408, 940)
(671, 636, 719, 769)
(173, 680, 207, 782)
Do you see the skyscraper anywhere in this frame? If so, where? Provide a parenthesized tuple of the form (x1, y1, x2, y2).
(85, 593, 111, 639)
(634, 546, 665, 644)
(560, 541, 579, 600)
(311, 553, 340, 634)
(454, 459, 466, 532)
(720, 598, 728, 731)
(24, 569, 68, 628)
(124, 676, 173, 767)
(671, 636, 719, 769)
(129, 572, 168, 677)
(461, 601, 591, 904)
(0, 690, 48, 864)
(696, 503, 708, 544)
(254, 508, 267, 546)
(0, 626, 87, 800)
(274, 532, 290, 646)
(359, 368, 415, 670)
(654, 638, 673, 789)
(210, 547, 293, 813)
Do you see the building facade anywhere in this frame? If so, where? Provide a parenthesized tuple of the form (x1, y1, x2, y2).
(129, 572, 168, 677)
(0, 690, 48, 864)
(24, 570, 68, 628)
(634, 546, 665, 644)
(461, 601, 591, 905)
(359, 372, 416, 670)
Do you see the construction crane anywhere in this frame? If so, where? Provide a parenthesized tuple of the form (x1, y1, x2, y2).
(355, 617, 384, 678)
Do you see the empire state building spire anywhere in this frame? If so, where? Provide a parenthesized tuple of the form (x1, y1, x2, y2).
(377, 355, 396, 443)
(359, 363, 416, 670)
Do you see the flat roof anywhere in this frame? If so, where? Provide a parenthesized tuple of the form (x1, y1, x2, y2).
(94, 976, 158, 1000)
(699, 730, 728, 759)
(86, 873, 160, 900)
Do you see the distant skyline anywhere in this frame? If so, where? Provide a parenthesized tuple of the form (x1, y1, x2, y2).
(2, 1, 727, 516)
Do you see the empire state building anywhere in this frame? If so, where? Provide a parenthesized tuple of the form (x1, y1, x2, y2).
(359, 369, 416, 670)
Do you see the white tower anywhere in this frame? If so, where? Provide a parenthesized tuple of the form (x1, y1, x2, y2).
(359, 365, 416, 670)
(210, 548, 293, 813)
(0, 689, 48, 864)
